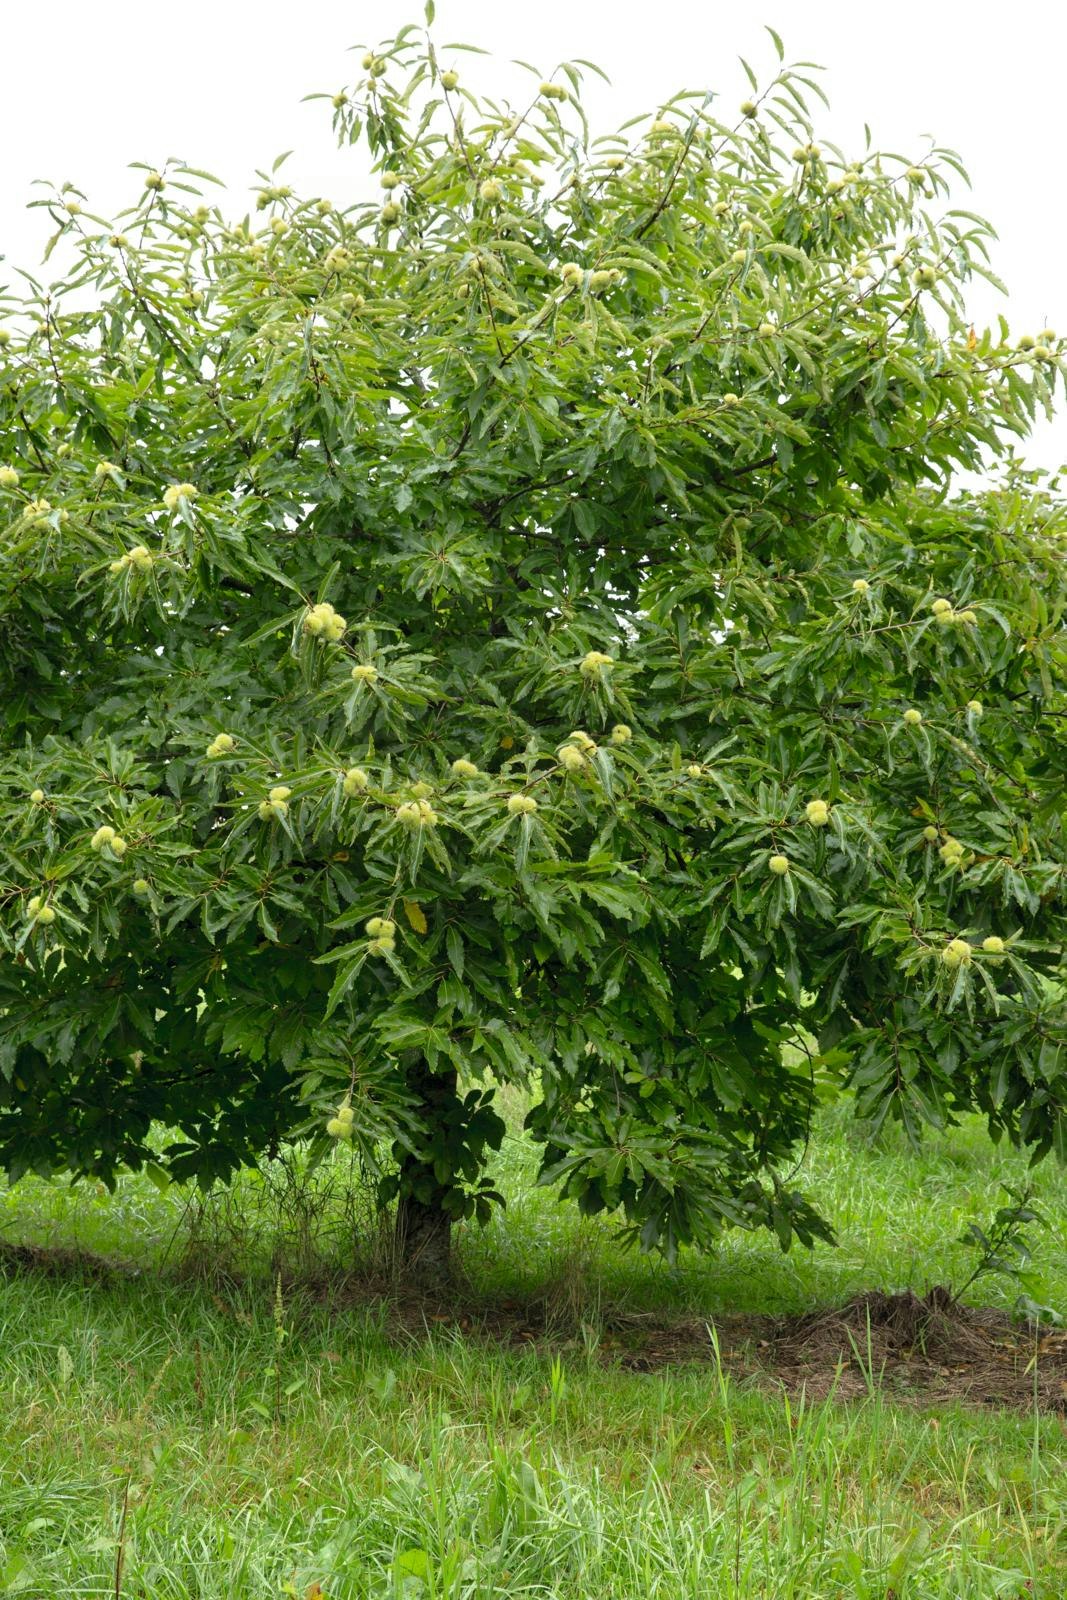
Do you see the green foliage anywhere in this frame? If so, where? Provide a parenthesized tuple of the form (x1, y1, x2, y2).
(0, 23, 1064, 1255)
(955, 1184, 1061, 1324)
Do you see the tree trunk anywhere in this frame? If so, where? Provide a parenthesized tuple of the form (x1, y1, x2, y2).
(394, 1184, 452, 1282)
(392, 1059, 457, 1284)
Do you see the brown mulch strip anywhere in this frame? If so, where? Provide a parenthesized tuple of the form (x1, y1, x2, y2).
(0, 1239, 131, 1280)
(382, 1284, 1067, 1415)
(602, 1287, 1067, 1413)
(3, 1241, 1064, 1414)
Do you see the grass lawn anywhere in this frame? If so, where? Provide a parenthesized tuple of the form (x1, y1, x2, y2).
(1, 1101, 1066, 1597)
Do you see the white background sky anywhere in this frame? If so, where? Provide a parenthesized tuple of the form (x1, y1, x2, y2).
(2, 0, 1063, 470)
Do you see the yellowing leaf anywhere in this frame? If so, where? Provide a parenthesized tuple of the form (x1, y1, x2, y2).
(404, 899, 428, 934)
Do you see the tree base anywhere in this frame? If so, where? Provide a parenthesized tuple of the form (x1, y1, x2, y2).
(394, 1190, 452, 1284)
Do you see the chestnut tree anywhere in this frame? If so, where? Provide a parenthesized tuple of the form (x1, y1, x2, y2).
(1, 17, 1064, 1274)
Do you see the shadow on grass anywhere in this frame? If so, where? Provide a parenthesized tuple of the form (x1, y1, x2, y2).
(3, 1230, 1064, 1416)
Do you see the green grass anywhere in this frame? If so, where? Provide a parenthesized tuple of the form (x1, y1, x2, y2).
(1, 1105, 1066, 1597)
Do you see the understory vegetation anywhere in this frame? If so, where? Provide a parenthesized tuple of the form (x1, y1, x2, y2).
(2, 1104, 1065, 1597)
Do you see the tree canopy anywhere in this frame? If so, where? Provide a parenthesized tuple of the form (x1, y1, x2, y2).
(1, 19, 1064, 1266)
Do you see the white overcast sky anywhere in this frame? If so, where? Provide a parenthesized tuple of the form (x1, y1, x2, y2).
(2, 0, 1063, 470)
